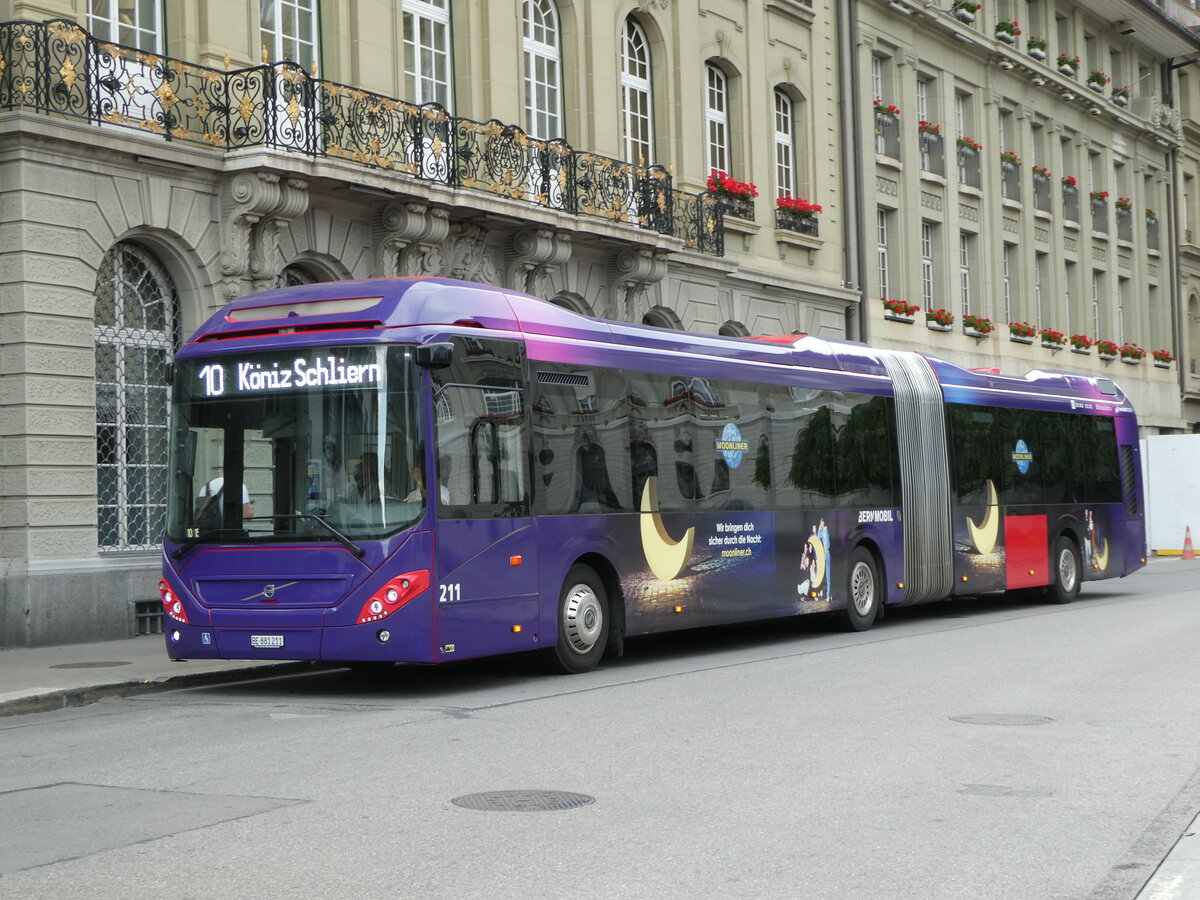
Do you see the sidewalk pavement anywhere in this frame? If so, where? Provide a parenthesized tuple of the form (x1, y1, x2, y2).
(0, 634, 331, 718)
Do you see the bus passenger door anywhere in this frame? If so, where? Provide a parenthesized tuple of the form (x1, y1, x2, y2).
(430, 338, 540, 661)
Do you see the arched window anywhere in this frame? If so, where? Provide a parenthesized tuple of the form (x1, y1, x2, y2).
(706, 63, 730, 175)
(523, 0, 563, 139)
(94, 242, 179, 551)
(404, 0, 454, 109)
(774, 89, 796, 198)
(621, 18, 654, 165)
(642, 307, 680, 330)
(276, 263, 323, 288)
(719, 321, 749, 338)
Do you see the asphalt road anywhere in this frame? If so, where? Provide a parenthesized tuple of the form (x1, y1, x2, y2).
(2, 560, 1199, 899)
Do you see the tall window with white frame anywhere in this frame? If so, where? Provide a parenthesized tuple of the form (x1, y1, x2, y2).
(1118, 276, 1130, 344)
(872, 56, 886, 156)
(523, 0, 563, 139)
(1064, 259, 1076, 336)
(921, 222, 936, 310)
(404, 0, 453, 109)
(621, 18, 654, 165)
(1092, 269, 1104, 339)
(916, 76, 931, 171)
(959, 232, 973, 317)
(774, 89, 796, 199)
(705, 63, 730, 175)
(95, 242, 179, 551)
(877, 209, 893, 301)
(1002, 243, 1016, 323)
(89, 0, 162, 52)
(260, 0, 319, 70)
(1034, 251, 1048, 328)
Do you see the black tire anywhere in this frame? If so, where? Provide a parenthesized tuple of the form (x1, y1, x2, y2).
(1048, 535, 1081, 604)
(843, 546, 880, 632)
(550, 565, 609, 674)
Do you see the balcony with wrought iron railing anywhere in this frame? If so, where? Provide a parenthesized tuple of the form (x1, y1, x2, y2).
(0, 18, 723, 256)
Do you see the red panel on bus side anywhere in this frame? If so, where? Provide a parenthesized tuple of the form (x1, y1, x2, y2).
(1005, 514, 1048, 590)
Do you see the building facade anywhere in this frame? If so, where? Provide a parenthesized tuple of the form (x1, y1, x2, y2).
(0, 0, 851, 646)
(2, 0, 1197, 648)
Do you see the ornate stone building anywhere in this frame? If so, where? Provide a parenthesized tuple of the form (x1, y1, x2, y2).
(854, 0, 1199, 433)
(0, 0, 850, 646)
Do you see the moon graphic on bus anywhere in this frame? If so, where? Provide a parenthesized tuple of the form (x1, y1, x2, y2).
(639, 477, 695, 581)
(806, 535, 827, 590)
(966, 479, 1000, 555)
(1093, 538, 1109, 571)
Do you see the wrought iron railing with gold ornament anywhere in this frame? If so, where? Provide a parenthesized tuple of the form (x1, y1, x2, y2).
(0, 18, 722, 255)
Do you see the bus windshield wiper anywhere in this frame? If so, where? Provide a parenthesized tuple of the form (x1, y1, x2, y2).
(170, 515, 365, 559)
(274, 514, 366, 558)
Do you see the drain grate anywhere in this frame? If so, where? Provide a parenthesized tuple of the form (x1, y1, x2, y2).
(49, 661, 133, 670)
(451, 790, 595, 812)
(950, 713, 1055, 726)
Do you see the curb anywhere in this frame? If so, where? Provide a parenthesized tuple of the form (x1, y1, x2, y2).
(0, 660, 337, 719)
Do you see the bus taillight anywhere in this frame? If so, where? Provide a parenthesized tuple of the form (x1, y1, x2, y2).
(357, 570, 431, 625)
(158, 578, 188, 624)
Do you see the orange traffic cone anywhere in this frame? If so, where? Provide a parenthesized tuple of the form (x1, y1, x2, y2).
(1184, 527, 1196, 561)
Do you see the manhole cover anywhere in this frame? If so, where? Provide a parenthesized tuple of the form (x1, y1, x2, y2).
(49, 661, 133, 669)
(451, 790, 595, 812)
(950, 713, 1054, 726)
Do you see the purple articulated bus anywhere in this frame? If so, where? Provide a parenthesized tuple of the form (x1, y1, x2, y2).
(160, 277, 1147, 673)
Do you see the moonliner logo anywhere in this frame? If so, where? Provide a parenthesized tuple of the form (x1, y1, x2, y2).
(1012, 439, 1033, 474)
(715, 423, 749, 469)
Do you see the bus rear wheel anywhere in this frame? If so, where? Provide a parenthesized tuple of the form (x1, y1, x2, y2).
(1048, 535, 1081, 604)
(550, 565, 609, 674)
(843, 546, 880, 632)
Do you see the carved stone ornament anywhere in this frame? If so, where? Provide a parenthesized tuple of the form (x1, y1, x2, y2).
(446, 222, 499, 285)
(219, 171, 309, 299)
(505, 227, 572, 298)
(607, 247, 668, 321)
(376, 201, 450, 277)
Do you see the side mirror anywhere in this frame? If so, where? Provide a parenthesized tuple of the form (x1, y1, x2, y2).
(415, 342, 454, 369)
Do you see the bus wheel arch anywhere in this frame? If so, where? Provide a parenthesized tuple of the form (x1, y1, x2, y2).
(1048, 532, 1082, 604)
(548, 556, 621, 674)
(843, 542, 883, 631)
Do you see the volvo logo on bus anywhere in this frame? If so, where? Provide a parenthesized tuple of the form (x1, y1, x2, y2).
(239, 581, 298, 603)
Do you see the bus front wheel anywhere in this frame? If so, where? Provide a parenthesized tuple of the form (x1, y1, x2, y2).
(550, 565, 609, 674)
(1048, 536, 1081, 604)
(843, 546, 880, 632)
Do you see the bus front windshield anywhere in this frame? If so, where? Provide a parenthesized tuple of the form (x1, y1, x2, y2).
(167, 345, 426, 544)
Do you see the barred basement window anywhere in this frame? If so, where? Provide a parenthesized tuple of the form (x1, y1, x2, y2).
(95, 242, 179, 551)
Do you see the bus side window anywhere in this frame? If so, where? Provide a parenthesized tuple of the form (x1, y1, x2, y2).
(432, 338, 529, 518)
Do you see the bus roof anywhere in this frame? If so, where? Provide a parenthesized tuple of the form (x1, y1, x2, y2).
(182, 277, 1131, 409)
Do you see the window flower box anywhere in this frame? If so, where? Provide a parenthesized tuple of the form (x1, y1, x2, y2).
(1119, 342, 1145, 363)
(962, 314, 993, 337)
(1009, 321, 1036, 343)
(707, 171, 757, 220)
(951, 0, 981, 24)
(883, 298, 920, 322)
(1095, 339, 1119, 361)
(1040, 328, 1065, 349)
(995, 20, 1020, 44)
(926, 308, 954, 330)
(1112, 85, 1131, 107)
(1069, 334, 1092, 354)
(1027, 37, 1047, 61)
(1153, 349, 1175, 368)
(1087, 71, 1111, 93)
(1057, 54, 1080, 77)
